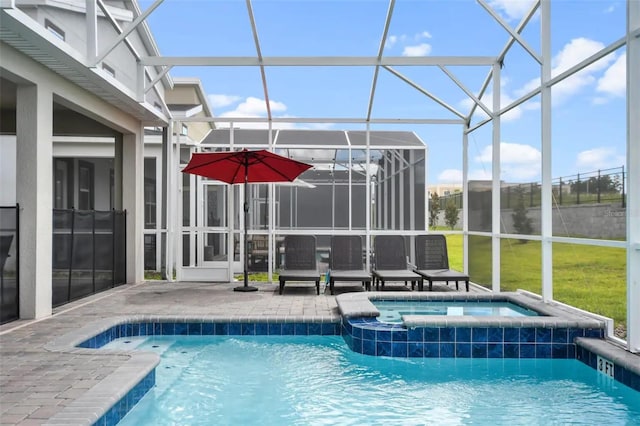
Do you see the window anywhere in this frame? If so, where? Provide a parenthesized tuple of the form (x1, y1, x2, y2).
(110, 169, 115, 210)
(45, 19, 65, 41)
(144, 158, 157, 228)
(102, 63, 116, 78)
(144, 234, 157, 270)
(181, 124, 188, 136)
(78, 161, 94, 210)
(54, 159, 73, 209)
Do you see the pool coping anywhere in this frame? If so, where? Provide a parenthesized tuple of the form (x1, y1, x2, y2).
(335, 290, 607, 328)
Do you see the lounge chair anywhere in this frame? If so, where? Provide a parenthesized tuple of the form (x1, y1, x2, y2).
(278, 235, 321, 295)
(328, 235, 372, 295)
(414, 234, 469, 291)
(371, 235, 422, 291)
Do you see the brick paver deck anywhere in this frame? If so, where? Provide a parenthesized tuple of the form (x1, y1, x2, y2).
(0, 280, 468, 425)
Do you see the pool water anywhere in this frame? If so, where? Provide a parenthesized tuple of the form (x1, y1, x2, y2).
(106, 335, 640, 425)
(373, 300, 539, 323)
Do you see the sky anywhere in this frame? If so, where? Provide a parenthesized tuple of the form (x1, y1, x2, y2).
(139, 0, 628, 185)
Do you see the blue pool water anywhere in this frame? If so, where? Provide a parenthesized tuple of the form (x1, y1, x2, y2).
(373, 300, 539, 323)
(105, 335, 640, 425)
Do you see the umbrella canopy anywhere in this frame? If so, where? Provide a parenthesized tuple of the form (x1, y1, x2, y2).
(182, 149, 312, 184)
(182, 149, 313, 292)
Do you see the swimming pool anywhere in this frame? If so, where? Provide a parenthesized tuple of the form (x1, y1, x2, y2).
(373, 300, 539, 323)
(106, 335, 640, 425)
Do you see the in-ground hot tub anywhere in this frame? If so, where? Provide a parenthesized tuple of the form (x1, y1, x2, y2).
(336, 291, 608, 359)
(373, 299, 540, 323)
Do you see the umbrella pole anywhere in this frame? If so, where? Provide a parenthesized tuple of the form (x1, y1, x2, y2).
(234, 172, 258, 292)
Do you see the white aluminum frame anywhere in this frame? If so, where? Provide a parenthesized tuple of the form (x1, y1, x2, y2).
(71, 0, 638, 352)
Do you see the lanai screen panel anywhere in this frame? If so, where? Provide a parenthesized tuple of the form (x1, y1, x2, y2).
(275, 129, 348, 146)
(374, 148, 426, 231)
(200, 129, 277, 149)
(347, 131, 424, 147)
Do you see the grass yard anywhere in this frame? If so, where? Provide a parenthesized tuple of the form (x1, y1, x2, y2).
(234, 272, 279, 282)
(445, 233, 627, 337)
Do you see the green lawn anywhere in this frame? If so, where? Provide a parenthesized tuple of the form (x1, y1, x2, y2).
(444, 234, 627, 337)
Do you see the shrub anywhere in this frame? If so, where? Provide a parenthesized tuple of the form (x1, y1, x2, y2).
(429, 192, 441, 229)
(512, 187, 533, 242)
(444, 200, 459, 230)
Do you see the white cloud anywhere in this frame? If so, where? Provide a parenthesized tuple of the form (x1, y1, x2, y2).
(475, 142, 540, 164)
(219, 96, 286, 117)
(387, 31, 432, 52)
(516, 37, 617, 105)
(402, 43, 432, 57)
(436, 168, 492, 183)
(469, 169, 493, 180)
(487, 0, 537, 21)
(552, 38, 612, 75)
(576, 147, 625, 170)
(214, 96, 334, 130)
(438, 169, 462, 182)
(596, 53, 626, 98)
(475, 142, 541, 181)
(215, 96, 289, 129)
(208, 94, 241, 108)
(216, 121, 297, 130)
(435, 143, 540, 183)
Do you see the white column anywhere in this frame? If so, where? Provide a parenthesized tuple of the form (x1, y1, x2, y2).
(399, 151, 404, 230)
(157, 128, 167, 274)
(114, 134, 123, 210)
(268, 124, 274, 282)
(122, 129, 144, 283)
(348, 145, 352, 230)
(227, 125, 235, 282)
(384, 155, 389, 229)
(174, 125, 183, 281)
(391, 153, 396, 228)
(462, 127, 469, 274)
(164, 121, 174, 281)
(365, 124, 371, 271)
(626, 0, 640, 353)
(16, 84, 53, 319)
(85, 0, 97, 62)
(540, 0, 553, 303)
(491, 62, 501, 292)
(409, 149, 416, 231)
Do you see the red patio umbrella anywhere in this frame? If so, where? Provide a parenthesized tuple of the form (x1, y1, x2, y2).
(182, 149, 313, 291)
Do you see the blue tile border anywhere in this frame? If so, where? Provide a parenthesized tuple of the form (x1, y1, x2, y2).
(78, 320, 341, 349)
(93, 370, 155, 426)
(342, 317, 605, 360)
(575, 338, 640, 393)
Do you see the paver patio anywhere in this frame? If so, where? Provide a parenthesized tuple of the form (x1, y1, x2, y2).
(0, 279, 466, 425)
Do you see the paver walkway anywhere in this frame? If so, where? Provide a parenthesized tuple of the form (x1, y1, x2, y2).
(0, 280, 466, 425)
